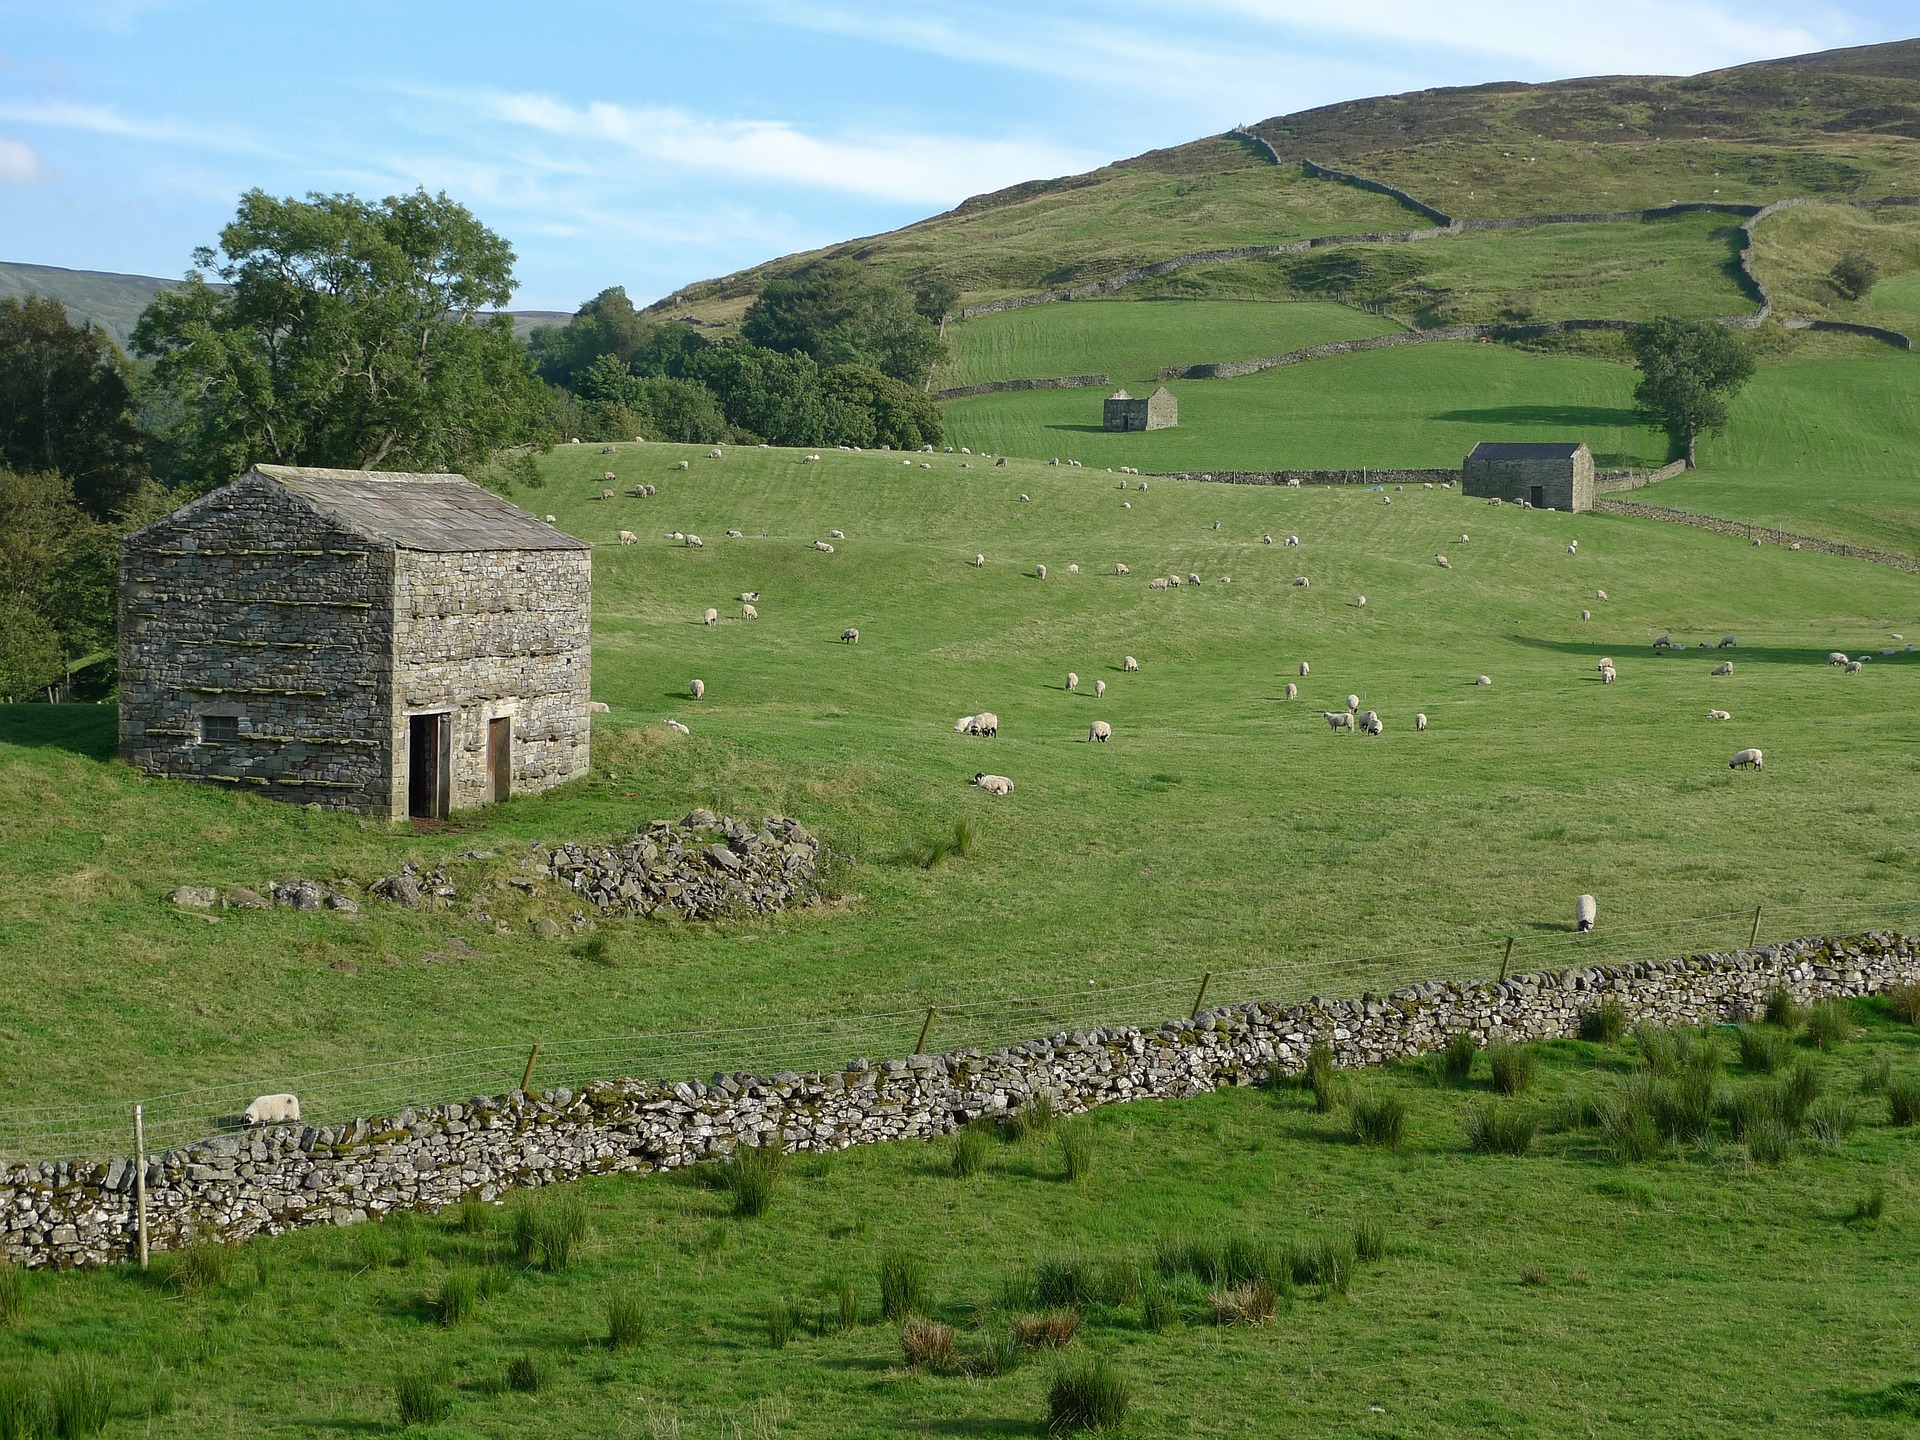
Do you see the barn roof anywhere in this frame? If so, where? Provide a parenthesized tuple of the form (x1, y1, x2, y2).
(1465, 442, 1589, 460)
(1107, 388, 1132, 399)
(251, 466, 587, 552)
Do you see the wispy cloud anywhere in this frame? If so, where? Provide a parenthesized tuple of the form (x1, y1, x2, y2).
(0, 134, 40, 182)
(470, 90, 1102, 205)
(0, 98, 275, 155)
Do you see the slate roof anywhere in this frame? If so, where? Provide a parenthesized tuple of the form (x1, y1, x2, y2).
(1465, 442, 1589, 460)
(251, 466, 587, 552)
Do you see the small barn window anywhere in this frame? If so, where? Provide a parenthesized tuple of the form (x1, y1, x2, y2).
(200, 714, 240, 743)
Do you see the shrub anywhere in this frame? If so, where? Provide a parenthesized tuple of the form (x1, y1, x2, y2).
(0, 1371, 40, 1440)
(511, 1195, 589, 1272)
(1304, 1043, 1339, 1112)
(607, 1292, 648, 1350)
(1207, 1280, 1279, 1324)
(0, 1262, 20, 1328)
(431, 1268, 478, 1327)
(1888, 1075, 1920, 1126)
(1578, 1001, 1628, 1045)
(1887, 983, 1920, 1027)
(45, 1359, 111, 1439)
(1353, 1216, 1389, 1263)
(1738, 1025, 1792, 1074)
(1807, 1096, 1859, 1151)
(900, 1319, 957, 1372)
(505, 1355, 545, 1393)
(1048, 1356, 1130, 1434)
(727, 1143, 785, 1219)
(878, 1251, 927, 1321)
(1139, 1276, 1179, 1332)
(1763, 986, 1805, 1031)
(1745, 1117, 1795, 1164)
(1805, 1000, 1857, 1052)
(394, 1371, 451, 1429)
(1005, 1095, 1055, 1142)
(1852, 1183, 1887, 1223)
(1348, 1092, 1406, 1150)
(949, 1124, 991, 1179)
(1012, 1310, 1082, 1350)
(1466, 1101, 1536, 1156)
(1058, 1125, 1094, 1184)
(1441, 1032, 1478, 1084)
(1488, 1043, 1537, 1097)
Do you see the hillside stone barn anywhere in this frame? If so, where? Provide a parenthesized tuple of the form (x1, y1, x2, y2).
(1461, 441, 1594, 512)
(1103, 386, 1178, 432)
(118, 465, 592, 820)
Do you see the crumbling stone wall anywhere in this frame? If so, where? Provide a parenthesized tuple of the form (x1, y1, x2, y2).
(5, 930, 1914, 1270)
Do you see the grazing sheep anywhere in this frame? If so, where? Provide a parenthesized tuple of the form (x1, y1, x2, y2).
(1285, 535, 1300, 547)
(954, 714, 978, 733)
(685, 536, 703, 548)
(841, 628, 860, 644)
(829, 529, 845, 539)
(1596, 658, 1614, 671)
(703, 608, 719, 626)
(1137, 482, 1147, 491)
(1067, 564, 1079, 574)
(1359, 710, 1383, 736)
(1122, 501, 1131, 509)
(1599, 665, 1616, 684)
(1124, 655, 1140, 672)
(1707, 709, 1731, 721)
(1788, 541, 1802, 551)
(1285, 682, 1298, 700)
(1166, 575, 1182, 588)
(1718, 636, 1737, 648)
(708, 448, 723, 459)
(665, 719, 690, 735)
(1219, 576, 1231, 584)
(1596, 589, 1608, 601)
(1262, 534, 1274, 545)
(1115, 563, 1130, 576)
(1212, 521, 1221, 530)
(603, 470, 617, 482)
(1020, 494, 1030, 502)
(973, 773, 1014, 796)
(1089, 720, 1112, 743)
(1846, 659, 1863, 673)
(545, 514, 558, 523)
(1712, 661, 1734, 676)
(996, 457, 1008, 467)
(1729, 748, 1763, 770)
(1066, 672, 1079, 692)
(814, 541, 835, 552)
(243, 1093, 300, 1125)
(1346, 694, 1360, 713)
(1581, 609, 1592, 622)
(1575, 894, 1596, 933)
(600, 489, 614, 501)
(1356, 596, 1367, 608)
(968, 712, 1000, 737)
(1036, 564, 1047, 580)
(675, 460, 689, 470)
(1460, 534, 1470, 543)
(1416, 713, 1428, 731)
(741, 591, 761, 603)
(588, 701, 611, 713)
(1292, 577, 1310, 588)
(1475, 675, 1492, 687)
(1568, 542, 1578, 555)
(1298, 661, 1309, 676)
(1095, 680, 1106, 699)
(1324, 710, 1355, 733)
(973, 554, 986, 567)
(1188, 573, 1201, 586)
(801, 454, 819, 464)
(618, 530, 638, 545)
(740, 603, 758, 620)
(1436, 555, 1451, 569)
(690, 679, 705, 699)
(725, 529, 744, 538)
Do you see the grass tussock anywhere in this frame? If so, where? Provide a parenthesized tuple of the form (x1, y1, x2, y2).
(1004, 1095, 1055, 1142)
(1805, 1000, 1857, 1051)
(510, 1195, 590, 1272)
(1887, 1075, 1920, 1126)
(505, 1355, 545, 1393)
(949, 1122, 992, 1179)
(1348, 1091, 1406, 1150)
(726, 1142, 785, 1218)
(607, 1292, 648, 1350)
(1807, 1095, 1859, 1150)
(1058, 1124, 1095, 1184)
(1851, 1183, 1887, 1223)
(45, 1358, 112, 1439)
(1578, 1000, 1628, 1044)
(1353, 1215, 1389, 1263)
(1012, 1309, 1082, 1350)
(1466, 1101, 1537, 1156)
(1763, 986, 1806, 1031)
(1304, 1042, 1340, 1112)
(394, 1371, 451, 1429)
(164, 1239, 238, 1297)
(1488, 1042, 1537, 1096)
(878, 1251, 927, 1321)
(430, 1267, 478, 1327)
(903, 817, 979, 869)
(1048, 1355, 1130, 1434)
(1139, 1275, 1180, 1332)
(1738, 1024, 1793, 1074)
(900, 1318, 957, 1371)
(1441, 1032, 1479, 1084)
(1207, 1279, 1280, 1325)
(447, 1197, 493, 1235)
(1887, 983, 1920, 1027)
(0, 1262, 20, 1329)
(0, 1371, 39, 1440)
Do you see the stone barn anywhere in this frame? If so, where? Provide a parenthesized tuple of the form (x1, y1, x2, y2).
(1103, 385, 1178, 432)
(1461, 441, 1594, 512)
(119, 465, 593, 820)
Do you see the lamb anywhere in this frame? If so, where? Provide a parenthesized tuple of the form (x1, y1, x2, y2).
(1066, 672, 1079, 692)
(1284, 682, 1298, 700)
(1188, 573, 1201, 586)
(1219, 576, 1231, 584)
(1324, 710, 1355, 733)
(1436, 555, 1451, 568)
(690, 679, 705, 699)
(708, 448, 723, 459)
(243, 1093, 300, 1125)
(1124, 656, 1140, 672)
(1567, 542, 1578, 555)
(1211, 521, 1221, 530)
(1475, 675, 1492, 687)
(1729, 748, 1763, 770)
(1121, 501, 1131, 509)
(1137, 481, 1147, 492)
(1599, 665, 1616, 684)
(1828, 651, 1849, 665)
(1460, 534, 1469, 543)
(1788, 541, 1802, 551)
(1596, 589, 1608, 601)
(1036, 564, 1047, 580)
(1415, 713, 1428, 731)
(666, 531, 684, 542)
(1575, 894, 1596, 933)
(703, 608, 719, 626)
(1707, 709, 1731, 721)
(603, 470, 618, 482)
(618, 530, 638, 545)
(841, 628, 860, 644)
(1262, 534, 1274, 545)
(973, 773, 1014, 796)
(829, 529, 845, 539)
(956, 712, 999, 737)
(675, 460, 690, 470)
(1095, 680, 1106, 699)
(1088, 720, 1112, 743)
(725, 529, 744, 538)
(1284, 535, 1300, 547)
(814, 541, 835, 552)
(1712, 661, 1734, 676)
(1067, 564, 1079, 574)
(665, 719, 691, 735)
(545, 514, 558, 523)
(1020, 494, 1030, 502)
(954, 714, 978, 733)
(1356, 596, 1367, 608)
(801, 454, 819, 464)
(741, 603, 758, 620)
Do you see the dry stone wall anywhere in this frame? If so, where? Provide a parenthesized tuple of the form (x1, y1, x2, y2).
(931, 374, 1110, 402)
(1592, 500, 1920, 575)
(6, 930, 1916, 1270)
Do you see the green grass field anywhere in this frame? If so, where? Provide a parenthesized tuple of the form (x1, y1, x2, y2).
(7, 440, 1920, 1124)
(4, 1011, 1918, 1437)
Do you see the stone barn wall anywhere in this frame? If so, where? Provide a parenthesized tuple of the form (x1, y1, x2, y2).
(1462, 450, 1594, 512)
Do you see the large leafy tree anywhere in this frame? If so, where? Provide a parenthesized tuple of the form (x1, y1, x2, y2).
(134, 188, 548, 488)
(687, 345, 831, 446)
(529, 289, 710, 391)
(1628, 317, 1756, 467)
(821, 365, 943, 450)
(0, 295, 149, 518)
(741, 259, 945, 386)
(0, 468, 122, 697)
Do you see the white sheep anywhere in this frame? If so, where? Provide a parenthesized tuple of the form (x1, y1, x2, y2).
(1220, 576, 1231, 584)
(1188, 573, 1201, 586)
(708, 448, 723, 459)
(1262, 534, 1274, 545)
(1568, 542, 1578, 555)
(1066, 672, 1079, 692)
(703, 607, 719, 626)
(1596, 589, 1608, 601)
(725, 529, 744, 538)
(741, 591, 761, 603)
(1729, 748, 1763, 770)
(974, 772, 1014, 796)
(1436, 555, 1451, 569)
(675, 460, 690, 470)
(1124, 655, 1140, 672)
(1137, 481, 1147, 492)
(1285, 535, 1300, 547)
(801, 454, 819, 464)
(1359, 710, 1383, 736)
(1346, 693, 1360, 712)
(1581, 610, 1591, 622)
(1707, 709, 1731, 721)
(690, 679, 706, 699)
(1718, 636, 1737, 648)
(1122, 501, 1131, 509)
(1475, 675, 1492, 687)
(742, 603, 758, 620)
(1115, 563, 1130, 576)
(545, 514, 558, 523)
(665, 719, 691, 735)
(1036, 564, 1047, 580)
(1089, 720, 1112, 743)
(1149, 577, 1171, 590)
(969, 712, 1000, 737)
(1166, 575, 1182, 588)
(1460, 534, 1469, 543)
(600, 489, 614, 501)
(814, 541, 835, 553)
(1299, 661, 1310, 677)
(1599, 665, 1616, 684)
(1293, 577, 1310, 588)
(1712, 661, 1734, 676)
(1828, 651, 1848, 665)
(1067, 564, 1079, 574)
(1356, 596, 1367, 608)
(1575, 894, 1596, 933)
(243, 1093, 300, 1125)
(618, 530, 638, 545)
(1324, 710, 1355, 733)
(974, 554, 986, 567)
(1095, 680, 1106, 699)
(1416, 713, 1428, 731)
(685, 535, 703, 548)
(841, 628, 860, 644)
(1020, 494, 1031, 502)
(1285, 682, 1298, 700)
(1846, 659, 1863, 673)
(666, 530, 684, 542)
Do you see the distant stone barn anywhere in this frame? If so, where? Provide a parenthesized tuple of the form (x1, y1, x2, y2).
(1103, 386, 1178, 432)
(119, 465, 593, 820)
(1461, 442, 1594, 512)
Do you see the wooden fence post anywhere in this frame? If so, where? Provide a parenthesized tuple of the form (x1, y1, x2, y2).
(1750, 905, 1763, 949)
(914, 1008, 936, 1055)
(1499, 936, 1514, 982)
(520, 1043, 541, 1094)
(134, 1104, 149, 1272)
(1192, 972, 1213, 1016)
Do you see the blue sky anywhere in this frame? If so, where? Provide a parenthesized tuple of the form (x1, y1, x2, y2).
(0, 0, 1913, 312)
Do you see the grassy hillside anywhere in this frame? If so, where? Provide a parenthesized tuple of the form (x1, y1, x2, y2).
(6, 442, 1920, 1121)
(1747, 202, 1920, 320)
(3, 1013, 1918, 1437)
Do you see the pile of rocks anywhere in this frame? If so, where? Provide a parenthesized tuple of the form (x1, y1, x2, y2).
(165, 880, 357, 913)
(542, 811, 822, 920)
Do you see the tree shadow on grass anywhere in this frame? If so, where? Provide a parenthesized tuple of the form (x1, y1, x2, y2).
(917, 1420, 1044, 1436)
(0, 703, 116, 760)
(1434, 403, 1641, 429)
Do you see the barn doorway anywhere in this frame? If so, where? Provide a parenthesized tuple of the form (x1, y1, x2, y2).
(1529, 485, 1546, 509)
(407, 713, 448, 820)
(486, 717, 512, 804)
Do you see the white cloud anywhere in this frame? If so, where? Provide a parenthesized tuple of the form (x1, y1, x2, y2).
(473, 91, 1103, 205)
(0, 98, 275, 155)
(0, 134, 40, 181)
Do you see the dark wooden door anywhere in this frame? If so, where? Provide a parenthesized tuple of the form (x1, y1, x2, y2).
(487, 717, 511, 804)
(1529, 484, 1546, 509)
(408, 714, 444, 819)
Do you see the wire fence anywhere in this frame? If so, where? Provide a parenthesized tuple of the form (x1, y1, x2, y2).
(6, 898, 1915, 1167)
